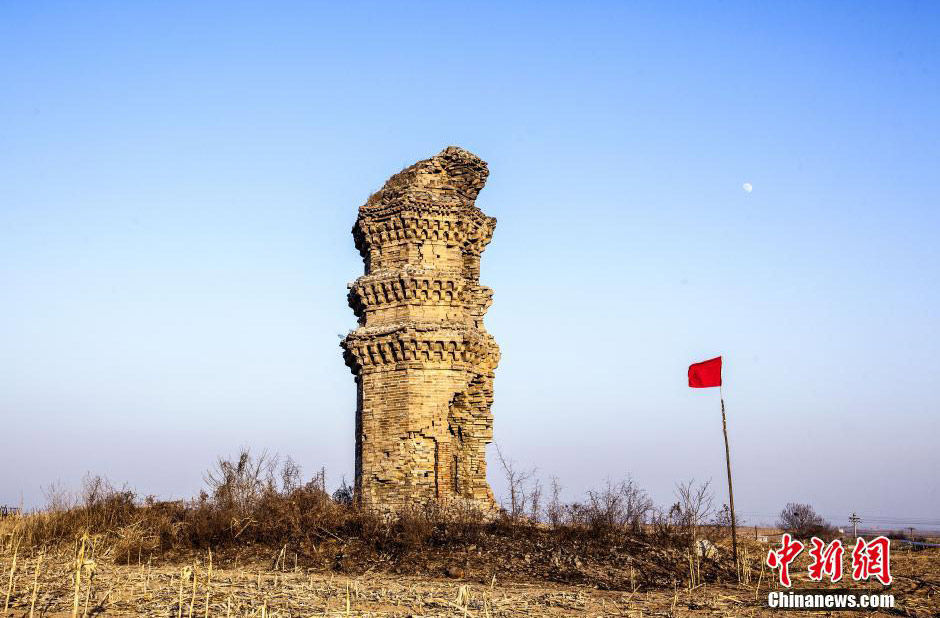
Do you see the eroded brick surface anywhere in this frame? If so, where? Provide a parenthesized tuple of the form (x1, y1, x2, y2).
(341, 147, 499, 512)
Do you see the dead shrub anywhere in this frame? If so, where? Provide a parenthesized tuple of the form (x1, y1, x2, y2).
(777, 502, 833, 539)
(4, 448, 742, 589)
(673, 478, 714, 544)
(569, 477, 654, 536)
(494, 444, 536, 522)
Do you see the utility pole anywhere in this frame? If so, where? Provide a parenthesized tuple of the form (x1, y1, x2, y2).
(849, 513, 861, 538)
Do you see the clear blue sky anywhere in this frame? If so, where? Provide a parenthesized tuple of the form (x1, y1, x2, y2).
(2, 2, 938, 529)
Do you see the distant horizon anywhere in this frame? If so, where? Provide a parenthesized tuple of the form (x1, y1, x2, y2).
(2, 2, 938, 525)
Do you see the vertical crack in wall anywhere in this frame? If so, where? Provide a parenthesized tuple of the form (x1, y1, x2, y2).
(341, 147, 500, 513)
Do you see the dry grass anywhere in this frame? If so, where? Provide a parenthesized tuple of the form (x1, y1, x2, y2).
(1, 454, 736, 593)
(2, 453, 935, 616)
(0, 536, 936, 617)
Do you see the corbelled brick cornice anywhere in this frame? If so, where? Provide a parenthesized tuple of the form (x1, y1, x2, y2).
(342, 325, 499, 373)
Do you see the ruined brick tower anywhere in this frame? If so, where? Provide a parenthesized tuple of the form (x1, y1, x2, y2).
(341, 146, 500, 512)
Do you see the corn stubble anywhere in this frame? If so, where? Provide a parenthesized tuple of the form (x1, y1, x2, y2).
(0, 454, 935, 616)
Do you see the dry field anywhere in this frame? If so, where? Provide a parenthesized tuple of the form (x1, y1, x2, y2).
(1, 462, 934, 617)
(1, 535, 936, 617)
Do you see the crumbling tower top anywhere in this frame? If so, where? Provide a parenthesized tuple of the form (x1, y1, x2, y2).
(360, 146, 489, 213)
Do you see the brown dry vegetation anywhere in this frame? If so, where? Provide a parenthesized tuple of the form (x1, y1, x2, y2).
(0, 532, 936, 617)
(1, 453, 936, 616)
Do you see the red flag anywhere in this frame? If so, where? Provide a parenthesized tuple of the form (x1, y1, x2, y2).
(688, 356, 722, 388)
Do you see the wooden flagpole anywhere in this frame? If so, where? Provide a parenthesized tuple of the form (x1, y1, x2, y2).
(720, 384, 738, 563)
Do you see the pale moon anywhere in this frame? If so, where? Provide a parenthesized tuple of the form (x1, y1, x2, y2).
(742, 182, 753, 193)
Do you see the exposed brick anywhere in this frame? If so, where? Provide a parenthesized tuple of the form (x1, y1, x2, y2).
(341, 147, 499, 513)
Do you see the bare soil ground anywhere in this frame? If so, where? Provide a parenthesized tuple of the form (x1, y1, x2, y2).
(1, 541, 936, 617)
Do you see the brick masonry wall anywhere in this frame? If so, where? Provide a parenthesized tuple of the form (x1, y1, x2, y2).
(341, 147, 500, 513)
